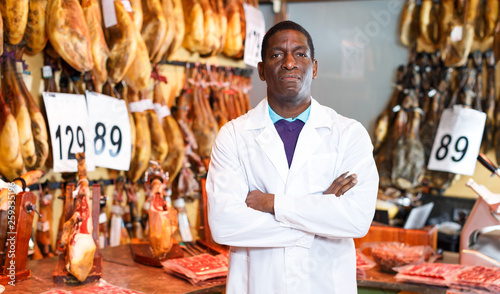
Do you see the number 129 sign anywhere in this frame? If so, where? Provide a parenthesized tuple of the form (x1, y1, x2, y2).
(427, 106, 486, 176)
(43, 92, 95, 172)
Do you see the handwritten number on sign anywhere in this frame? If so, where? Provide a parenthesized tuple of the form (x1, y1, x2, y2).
(55, 125, 85, 160)
(109, 126, 122, 157)
(94, 122, 106, 155)
(93, 123, 122, 158)
(435, 134, 469, 162)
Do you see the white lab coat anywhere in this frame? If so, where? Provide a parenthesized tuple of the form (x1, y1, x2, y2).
(206, 98, 379, 294)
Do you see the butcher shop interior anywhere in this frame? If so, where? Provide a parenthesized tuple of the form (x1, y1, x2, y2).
(2, 0, 500, 293)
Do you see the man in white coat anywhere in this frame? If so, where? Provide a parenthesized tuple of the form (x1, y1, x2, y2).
(206, 20, 379, 293)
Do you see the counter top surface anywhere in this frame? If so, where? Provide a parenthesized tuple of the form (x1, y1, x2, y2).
(3, 247, 461, 294)
(3, 245, 225, 294)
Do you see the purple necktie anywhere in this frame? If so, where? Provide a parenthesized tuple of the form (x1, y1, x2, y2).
(274, 119, 305, 167)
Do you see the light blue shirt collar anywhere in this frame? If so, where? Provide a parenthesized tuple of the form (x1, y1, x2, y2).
(268, 104, 311, 124)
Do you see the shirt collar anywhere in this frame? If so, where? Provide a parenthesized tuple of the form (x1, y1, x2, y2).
(268, 104, 311, 124)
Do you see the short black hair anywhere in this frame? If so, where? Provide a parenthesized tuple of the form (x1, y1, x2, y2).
(261, 20, 315, 62)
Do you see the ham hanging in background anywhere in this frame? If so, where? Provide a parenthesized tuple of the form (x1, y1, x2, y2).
(129, 0, 143, 32)
(164, 0, 185, 59)
(24, 0, 48, 55)
(152, 0, 176, 64)
(47, 0, 93, 72)
(15, 46, 49, 170)
(144, 89, 168, 164)
(440, 0, 476, 67)
(153, 81, 185, 182)
(198, 0, 219, 57)
(2, 46, 37, 170)
(82, 0, 109, 92)
(106, 0, 137, 84)
(182, 0, 204, 53)
(141, 0, 167, 60)
(0, 93, 25, 180)
(223, 0, 243, 58)
(127, 88, 152, 183)
(123, 22, 152, 91)
(0, 0, 28, 45)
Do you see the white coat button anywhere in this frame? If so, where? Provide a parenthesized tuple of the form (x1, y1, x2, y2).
(298, 238, 306, 246)
(287, 250, 293, 257)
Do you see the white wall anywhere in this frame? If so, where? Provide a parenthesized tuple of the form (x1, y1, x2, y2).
(250, 0, 409, 133)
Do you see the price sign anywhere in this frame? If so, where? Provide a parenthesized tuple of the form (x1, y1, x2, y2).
(42, 92, 95, 172)
(243, 3, 265, 68)
(427, 106, 486, 176)
(86, 91, 131, 170)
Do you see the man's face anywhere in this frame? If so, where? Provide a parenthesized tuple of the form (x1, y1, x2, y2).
(258, 29, 317, 105)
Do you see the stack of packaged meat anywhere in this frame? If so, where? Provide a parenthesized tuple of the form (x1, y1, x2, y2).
(161, 253, 228, 286)
(356, 249, 376, 277)
(364, 242, 435, 272)
(395, 263, 500, 293)
(40, 279, 145, 294)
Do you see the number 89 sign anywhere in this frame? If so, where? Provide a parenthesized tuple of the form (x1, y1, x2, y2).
(427, 106, 486, 176)
(86, 91, 131, 171)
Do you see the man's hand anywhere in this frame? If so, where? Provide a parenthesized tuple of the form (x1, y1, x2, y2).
(246, 190, 275, 214)
(323, 172, 357, 196)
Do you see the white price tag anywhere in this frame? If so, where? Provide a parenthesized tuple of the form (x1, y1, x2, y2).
(427, 106, 486, 176)
(37, 220, 50, 232)
(153, 103, 171, 121)
(102, 0, 118, 28)
(86, 91, 132, 170)
(43, 92, 95, 172)
(450, 26, 463, 42)
(99, 212, 108, 224)
(42, 66, 53, 79)
(121, 0, 133, 12)
(243, 3, 265, 68)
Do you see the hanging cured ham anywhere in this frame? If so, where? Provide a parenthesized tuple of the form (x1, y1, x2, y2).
(15, 46, 49, 170)
(212, 0, 227, 56)
(24, 0, 48, 55)
(106, 0, 137, 84)
(440, 0, 477, 67)
(164, 0, 185, 59)
(82, 0, 109, 91)
(141, 0, 167, 60)
(0, 93, 24, 181)
(129, 0, 143, 31)
(144, 90, 168, 164)
(391, 96, 425, 191)
(189, 82, 217, 159)
(399, 0, 420, 47)
(146, 163, 177, 258)
(418, 0, 441, 52)
(123, 25, 152, 92)
(471, 0, 498, 50)
(198, 0, 219, 57)
(47, 0, 93, 72)
(127, 88, 152, 183)
(182, 0, 204, 53)
(2, 46, 37, 170)
(60, 153, 96, 282)
(153, 82, 185, 181)
(223, 0, 244, 58)
(0, 0, 28, 45)
(481, 51, 495, 153)
(152, 0, 175, 64)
